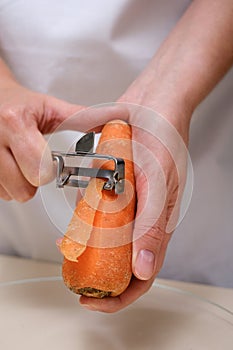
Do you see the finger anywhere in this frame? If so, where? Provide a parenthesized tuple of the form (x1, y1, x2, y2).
(0, 184, 12, 201)
(9, 127, 54, 187)
(79, 276, 154, 313)
(7, 94, 87, 186)
(42, 95, 86, 133)
(0, 148, 37, 202)
(58, 103, 129, 133)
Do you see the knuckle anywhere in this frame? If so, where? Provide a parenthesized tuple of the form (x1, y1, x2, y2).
(0, 106, 25, 137)
(149, 224, 164, 238)
(146, 225, 164, 243)
(137, 225, 164, 253)
(0, 104, 37, 133)
(0, 105, 22, 125)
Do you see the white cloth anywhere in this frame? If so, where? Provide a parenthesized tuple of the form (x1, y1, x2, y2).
(0, 0, 232, 287)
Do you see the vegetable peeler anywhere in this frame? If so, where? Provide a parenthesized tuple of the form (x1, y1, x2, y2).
(52, 132, 125, 194)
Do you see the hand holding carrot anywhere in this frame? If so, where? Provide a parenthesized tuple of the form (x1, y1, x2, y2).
(72, 102, 190, 313)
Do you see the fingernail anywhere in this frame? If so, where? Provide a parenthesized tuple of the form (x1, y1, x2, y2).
(135, 249, 155, 280)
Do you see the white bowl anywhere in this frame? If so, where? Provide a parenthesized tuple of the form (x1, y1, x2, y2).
(0, 278, 232, 349)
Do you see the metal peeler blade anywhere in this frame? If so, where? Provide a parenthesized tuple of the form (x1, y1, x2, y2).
(75, 131, 95, 153)
(52, 132, 125, 194)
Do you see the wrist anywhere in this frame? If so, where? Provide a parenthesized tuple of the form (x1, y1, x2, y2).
(119, 75, 193, 144)
(149, 90, 193, 144)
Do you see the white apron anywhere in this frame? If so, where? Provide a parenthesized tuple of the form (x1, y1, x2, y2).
(0, 0, 232, 287)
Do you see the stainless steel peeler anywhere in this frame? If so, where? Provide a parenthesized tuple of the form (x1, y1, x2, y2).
(52, 132, 125, 194)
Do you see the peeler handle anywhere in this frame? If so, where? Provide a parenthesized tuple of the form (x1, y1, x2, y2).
(52, 152, 125, 194)
(52, 132, 125, 194)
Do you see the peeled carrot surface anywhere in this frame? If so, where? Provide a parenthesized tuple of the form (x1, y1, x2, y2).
(61, 120, 136, 298)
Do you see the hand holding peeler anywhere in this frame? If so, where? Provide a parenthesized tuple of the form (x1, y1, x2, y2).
(52, 132, 125, 194)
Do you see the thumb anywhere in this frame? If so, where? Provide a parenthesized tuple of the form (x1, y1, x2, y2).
(130, 137, 169, 280)
(132, 208, 170, 281)
(131, 158, 172, 280)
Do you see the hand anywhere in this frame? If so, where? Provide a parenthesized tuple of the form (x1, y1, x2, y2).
(73, 34, 193, 311)
(77, 90, 191, 313)
(0, 82, 84, 201)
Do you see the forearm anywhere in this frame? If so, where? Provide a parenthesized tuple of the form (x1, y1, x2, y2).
(154, 0, 233, 108)
(121, 0, 233, 127)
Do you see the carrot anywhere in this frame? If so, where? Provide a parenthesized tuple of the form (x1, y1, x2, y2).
(60, 120, 136, 298)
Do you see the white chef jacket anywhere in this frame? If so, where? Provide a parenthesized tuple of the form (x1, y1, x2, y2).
(0, 0, 232, 287)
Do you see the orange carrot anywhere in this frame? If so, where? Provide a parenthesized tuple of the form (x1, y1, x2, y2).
(60, 120, 136, 298)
